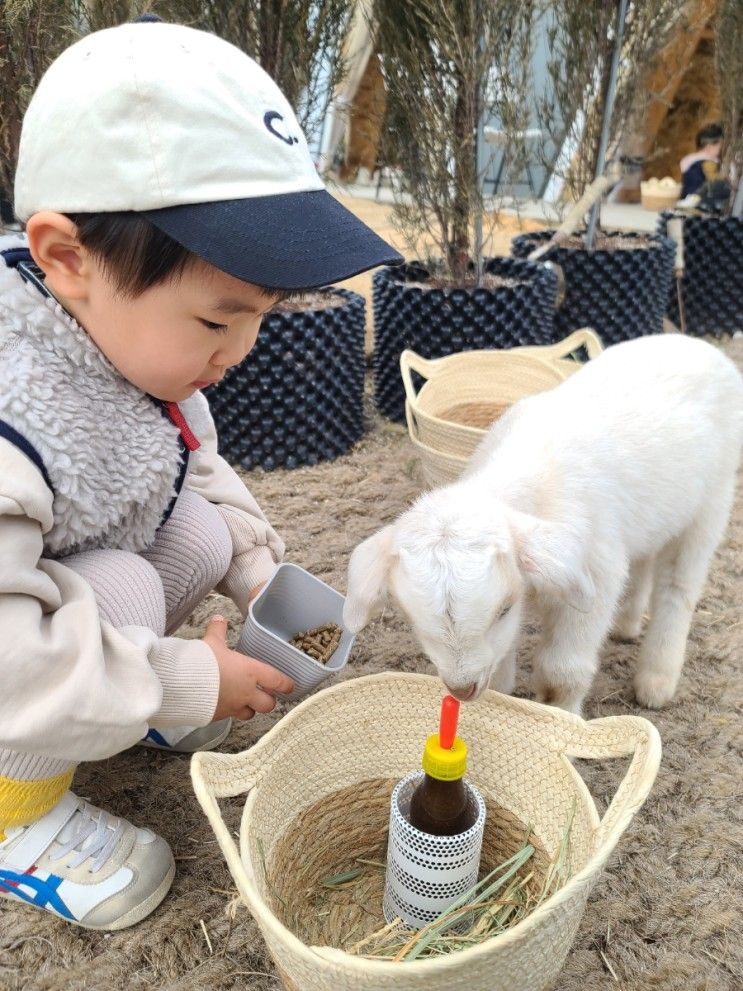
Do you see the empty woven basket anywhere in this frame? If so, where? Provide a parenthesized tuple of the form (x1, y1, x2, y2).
(403, 329, 603, 485)
(192, 672, 660, 991)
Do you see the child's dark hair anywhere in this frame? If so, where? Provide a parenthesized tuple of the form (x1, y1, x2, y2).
(65, 212, 290, 300)
(696, 123, 724, 149)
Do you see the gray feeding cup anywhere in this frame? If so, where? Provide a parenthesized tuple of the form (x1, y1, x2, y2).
(236, 563, 354, 702)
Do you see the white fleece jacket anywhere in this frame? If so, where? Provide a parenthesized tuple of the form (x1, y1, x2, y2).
(0, 236, 284, 763)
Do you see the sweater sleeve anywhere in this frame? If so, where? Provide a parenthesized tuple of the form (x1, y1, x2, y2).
(184, 393, 285, 616)
(0, 441, 220, 764)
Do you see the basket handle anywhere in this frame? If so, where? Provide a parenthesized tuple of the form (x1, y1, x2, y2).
(405, 399, 468, 460)
(561, 713, 662, 849)
(404, 398, 442, 457)
(404, 397, 422, 443)
(190, 749, 265, 901)
(400, 349, 448, 406)
(539, 328, 604, 361)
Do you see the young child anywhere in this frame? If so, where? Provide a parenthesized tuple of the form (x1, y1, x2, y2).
(0, 18, 401, 930)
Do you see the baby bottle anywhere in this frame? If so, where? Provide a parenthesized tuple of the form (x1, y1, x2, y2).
(383, 695, 487, 929)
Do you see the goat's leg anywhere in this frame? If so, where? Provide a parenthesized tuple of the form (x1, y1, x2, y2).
(634, 482, 735, 709)
(532, 570, 625, 717)
(612, 555, 655, 641)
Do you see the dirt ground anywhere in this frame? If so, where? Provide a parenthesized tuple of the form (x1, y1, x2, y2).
(0, 205, 741, 991)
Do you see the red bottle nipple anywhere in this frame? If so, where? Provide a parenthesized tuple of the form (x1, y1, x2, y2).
(438, 694, 460, 750)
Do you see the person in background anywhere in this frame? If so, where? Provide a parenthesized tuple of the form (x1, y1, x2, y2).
(679, 123, 731, 212)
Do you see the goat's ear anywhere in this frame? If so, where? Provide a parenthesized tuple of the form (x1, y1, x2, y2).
(343, 525, 396, 633)
(509, 512, 595, 613)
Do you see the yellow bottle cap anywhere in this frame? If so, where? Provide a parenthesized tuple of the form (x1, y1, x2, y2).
(421, 733, 467, 781)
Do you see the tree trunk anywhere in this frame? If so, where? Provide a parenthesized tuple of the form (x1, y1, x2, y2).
(450, 64, 476, 282)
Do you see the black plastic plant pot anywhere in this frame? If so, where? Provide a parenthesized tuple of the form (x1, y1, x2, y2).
(511, 230, 675, 345)
(658, 213, 743, 336)
(205, 288, 366, 471)
(372, 256, 558, 422)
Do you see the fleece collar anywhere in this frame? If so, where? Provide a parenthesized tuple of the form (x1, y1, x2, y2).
(0, 234, 192, 557)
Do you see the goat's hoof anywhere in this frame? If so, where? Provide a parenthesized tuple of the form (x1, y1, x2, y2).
(534, 685, 582, 716)
(634, 672, 675, 709)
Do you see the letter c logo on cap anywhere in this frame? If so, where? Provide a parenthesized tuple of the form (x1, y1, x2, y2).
(264, 111, 299, 146)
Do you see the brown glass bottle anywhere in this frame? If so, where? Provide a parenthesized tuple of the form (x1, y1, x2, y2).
(408, 773, 476, 836)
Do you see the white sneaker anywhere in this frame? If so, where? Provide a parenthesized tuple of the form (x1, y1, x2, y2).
(0, 792, 174, 930)
(140, 717, 233, 752)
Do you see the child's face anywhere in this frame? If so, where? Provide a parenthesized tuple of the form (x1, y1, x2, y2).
(76, 256, 275, 402)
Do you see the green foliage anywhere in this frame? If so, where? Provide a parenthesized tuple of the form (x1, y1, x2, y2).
(371, 0, 680, 275)
(537, 0, 682, 200)
(372, 0, 531, 282)
(0, 1, 79, 194)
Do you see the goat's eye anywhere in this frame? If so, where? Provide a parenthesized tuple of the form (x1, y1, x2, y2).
(498, 603, 512, 620)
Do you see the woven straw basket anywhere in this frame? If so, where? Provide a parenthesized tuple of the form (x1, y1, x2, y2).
(192, 673, 660, 991)
(402, 329, 603, 485)
(640, 178, 681, 212)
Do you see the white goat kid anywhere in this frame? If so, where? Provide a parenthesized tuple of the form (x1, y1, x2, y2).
(344, 335, 743, 715)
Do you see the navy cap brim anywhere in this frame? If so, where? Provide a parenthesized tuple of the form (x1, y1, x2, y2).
(141, 189, 403, 290)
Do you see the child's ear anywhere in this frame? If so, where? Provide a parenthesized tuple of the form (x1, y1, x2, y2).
(25, 211, 91, 301)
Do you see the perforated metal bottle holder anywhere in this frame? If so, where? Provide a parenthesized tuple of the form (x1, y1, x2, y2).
(384, 770, 487, 931)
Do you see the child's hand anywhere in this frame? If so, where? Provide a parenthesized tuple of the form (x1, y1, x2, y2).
(203, 616, 295, 721)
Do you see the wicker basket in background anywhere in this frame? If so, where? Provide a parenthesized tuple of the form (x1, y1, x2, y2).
(640, 178, 681, 212)
(402, 329, 604, 486)
(192, 673, 661, 991)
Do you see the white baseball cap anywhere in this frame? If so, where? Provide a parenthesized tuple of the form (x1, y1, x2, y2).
(14, 18, 402, 289)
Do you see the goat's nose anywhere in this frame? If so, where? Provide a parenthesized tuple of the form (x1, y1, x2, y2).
(445, 682, 477, 702)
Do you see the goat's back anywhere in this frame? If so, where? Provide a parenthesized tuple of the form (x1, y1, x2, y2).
(468, 335, 743, 552)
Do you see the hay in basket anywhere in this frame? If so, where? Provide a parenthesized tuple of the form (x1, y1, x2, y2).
(402, 328, 603, 485)
(191, 673, 660, 991)
(337, 799, 575, 961)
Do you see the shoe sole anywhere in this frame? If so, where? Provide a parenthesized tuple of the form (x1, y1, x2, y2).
(0, 857, 176, 931)
(139, 719, 233, 753)
(104, 856, 176, 930)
